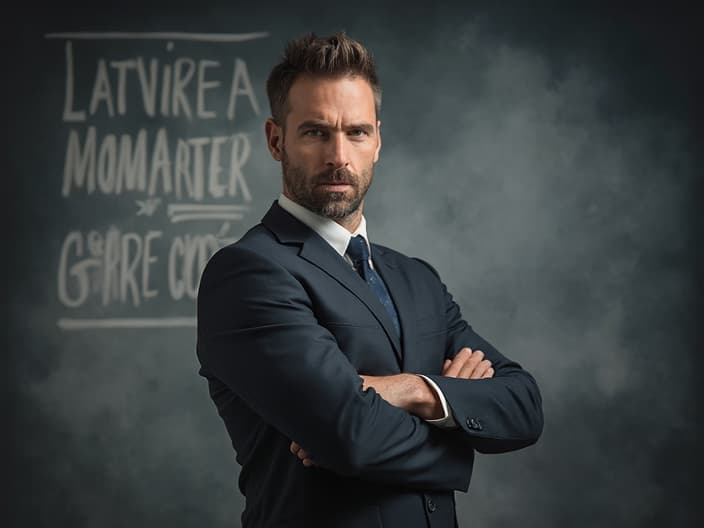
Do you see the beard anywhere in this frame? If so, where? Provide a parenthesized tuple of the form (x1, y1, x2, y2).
(281, 150, 373, 220)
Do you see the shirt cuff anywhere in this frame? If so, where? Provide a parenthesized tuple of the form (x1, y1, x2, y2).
(417, 374, 457, 429)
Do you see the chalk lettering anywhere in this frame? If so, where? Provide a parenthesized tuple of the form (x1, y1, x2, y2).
(227, 58, 260, 121)
(62, 41, 259, 121)
(62, 41, 86, 122)
(109, 59, 137, 115)
(62, 127, 251, 200)
(136, 57, 158, 116)
(55, 35, 263, 324)
(63, 127, 97, 195)
(172, 58, 195, 119)
(116, 130, 147, 193)
(197, 60, 220, 119)
(97, 133, 117, 193)
(57, 231, 99, 307)
(57, 229, 163, 308)
(89, 59, 115, 117)
(168, 233, 219, 300)
(148, 128, 172, 195)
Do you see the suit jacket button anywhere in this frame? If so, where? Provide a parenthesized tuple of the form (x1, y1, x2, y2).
(427, 498, 437, 513)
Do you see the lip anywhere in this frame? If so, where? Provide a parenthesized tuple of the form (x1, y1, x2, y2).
(316, 183, 352, 190)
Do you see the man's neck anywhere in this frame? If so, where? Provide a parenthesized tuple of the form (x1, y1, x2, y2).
(277, 193, 369, 259)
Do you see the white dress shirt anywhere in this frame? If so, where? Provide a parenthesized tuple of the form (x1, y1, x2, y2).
(278, 194, 457, 428)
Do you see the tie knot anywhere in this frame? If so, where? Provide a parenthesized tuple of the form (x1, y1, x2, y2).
(346, 235, 369, 265)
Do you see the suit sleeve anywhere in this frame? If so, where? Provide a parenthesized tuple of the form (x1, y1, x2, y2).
(197, 245, 474, 492)
(414, 259, 544, 454)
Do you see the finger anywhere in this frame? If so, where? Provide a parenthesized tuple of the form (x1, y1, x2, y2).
(444, 348, 473, 378)
(445, 348, 472, 378)
(470, 359, 492, 379)
(457, 350, 485, 379)
(456, 350, 483, 378)
(482, 367, 495, 379)
(290, 441, 300, 455)
(364, 376, 373, 391)
(298, 448, 316, 467)
(442, 359, 451, 375)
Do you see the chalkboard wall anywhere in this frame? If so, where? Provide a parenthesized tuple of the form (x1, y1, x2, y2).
(7, 4, 703, 527)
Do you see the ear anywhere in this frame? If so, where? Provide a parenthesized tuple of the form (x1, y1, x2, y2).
(373, 120, 382, 163)
(265, 118, 284, 161)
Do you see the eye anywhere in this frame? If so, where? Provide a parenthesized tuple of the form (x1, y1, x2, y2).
(304, 129, 325, 137)
(348, 129, 368, 137)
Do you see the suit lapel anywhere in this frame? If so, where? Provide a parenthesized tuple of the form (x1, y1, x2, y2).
(262, 203, 403, 364)
(299, 242, 403, 365)
(372, 246, 416, 372)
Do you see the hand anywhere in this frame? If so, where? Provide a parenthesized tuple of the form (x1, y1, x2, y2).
(359, 373, 420, 409)
(442, 347, 494, 379)
(360, 374, 443, 420)
(290, 440, 317, 467)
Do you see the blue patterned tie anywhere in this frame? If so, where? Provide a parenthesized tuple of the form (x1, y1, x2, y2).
(346, 235, 401, 337)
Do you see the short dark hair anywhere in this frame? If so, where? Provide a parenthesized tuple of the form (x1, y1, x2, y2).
(266, 31, 382, 125)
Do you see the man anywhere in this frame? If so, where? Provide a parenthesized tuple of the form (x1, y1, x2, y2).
(197, 32, 543, 528)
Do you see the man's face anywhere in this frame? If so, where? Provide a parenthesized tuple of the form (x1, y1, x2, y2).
(266, 75, 381, 223)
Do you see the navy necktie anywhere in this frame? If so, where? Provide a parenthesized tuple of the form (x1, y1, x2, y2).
(345, 235, 401, 337)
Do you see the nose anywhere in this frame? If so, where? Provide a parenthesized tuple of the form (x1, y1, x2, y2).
(326, 132, 349, 170)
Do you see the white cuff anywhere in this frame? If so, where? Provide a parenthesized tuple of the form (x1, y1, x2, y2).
(417, 374, 457, 429)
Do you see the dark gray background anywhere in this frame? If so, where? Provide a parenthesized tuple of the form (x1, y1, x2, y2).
(6, 3, 703, 527)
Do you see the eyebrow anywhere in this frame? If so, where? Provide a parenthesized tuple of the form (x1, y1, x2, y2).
(297, 120, 375, 134)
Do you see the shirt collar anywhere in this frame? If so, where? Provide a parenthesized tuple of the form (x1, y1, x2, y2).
(277, 193, 371, 258)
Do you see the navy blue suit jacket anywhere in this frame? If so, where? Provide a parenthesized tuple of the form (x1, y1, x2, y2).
(197, 202, 543, 527)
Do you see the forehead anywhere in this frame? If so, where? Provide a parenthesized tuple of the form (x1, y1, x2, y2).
(285, 74, 376, 126)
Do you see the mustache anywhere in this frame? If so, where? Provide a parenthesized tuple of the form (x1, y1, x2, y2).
(315, 168, 356, 185)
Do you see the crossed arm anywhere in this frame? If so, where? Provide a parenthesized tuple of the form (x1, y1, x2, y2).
(198, 246, 542, 491)
(291, 348, 494, 466)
